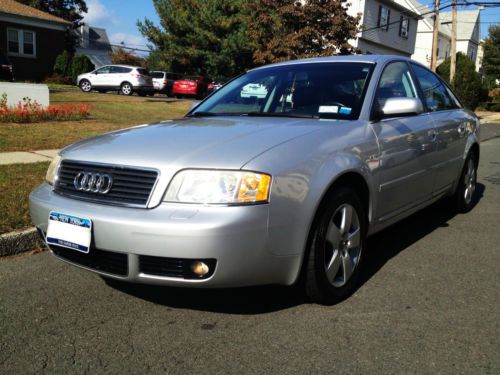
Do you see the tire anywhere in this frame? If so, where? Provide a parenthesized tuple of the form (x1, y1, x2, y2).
(175, 94, 182, 99)
(97, 90, 106, 93)
(454, 151, 478, 213)
(120, 82, 133, 96)
(79, 79, 92, 92)
(304, 187, 367, 305)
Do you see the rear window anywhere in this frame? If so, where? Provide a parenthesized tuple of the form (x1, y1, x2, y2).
(136, 68, 150, 76)
(150, 71, 165, 79)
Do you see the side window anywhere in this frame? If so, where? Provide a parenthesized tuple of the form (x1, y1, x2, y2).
(411, 64, 457, 111)
(95, 66, 110, 74)
(375, 62, 417, 108)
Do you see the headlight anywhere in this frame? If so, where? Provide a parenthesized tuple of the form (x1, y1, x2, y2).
(45, 155, 61, 185)
(164, 170, 271, 204)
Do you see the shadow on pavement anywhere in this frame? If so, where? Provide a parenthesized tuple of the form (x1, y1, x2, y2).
(106, 184, 485, 315)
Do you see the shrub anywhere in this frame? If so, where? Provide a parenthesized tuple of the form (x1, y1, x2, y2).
(43, 72, 74, 85)
(70, 54, 95, 82)
(436, 52, 487, 110)
(53, 50, 72, 76)
(0, 95, 91, 123)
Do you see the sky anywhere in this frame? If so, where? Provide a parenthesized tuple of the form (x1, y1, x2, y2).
(81, 0, 499, 56)
(82, 0, 160, 54)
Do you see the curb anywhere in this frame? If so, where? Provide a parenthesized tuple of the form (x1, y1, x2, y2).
(0, 227, 44, 257)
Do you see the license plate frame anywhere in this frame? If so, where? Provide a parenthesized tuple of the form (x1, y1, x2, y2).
(46, 211, 92, 253)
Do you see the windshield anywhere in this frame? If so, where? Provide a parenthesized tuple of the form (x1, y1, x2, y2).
(191, 62, 373, 120)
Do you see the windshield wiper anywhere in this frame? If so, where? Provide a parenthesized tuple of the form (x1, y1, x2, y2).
(186, 111, 218, 117)
(243, 112, 319, 119)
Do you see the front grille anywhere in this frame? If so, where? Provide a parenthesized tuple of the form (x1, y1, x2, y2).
(55, 160, 158, 207)
(139, 255, 216, 279)
(50, 245, 128, 276)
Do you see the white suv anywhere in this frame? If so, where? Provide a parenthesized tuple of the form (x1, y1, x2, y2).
(77, 65, 154, 96)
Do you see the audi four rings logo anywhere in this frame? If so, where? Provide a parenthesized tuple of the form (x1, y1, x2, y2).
(74, 172, 113, 194)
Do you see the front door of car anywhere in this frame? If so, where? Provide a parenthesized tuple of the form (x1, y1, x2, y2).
(410, 63, 470, 195)
(92, 66, 112, 87)
(371, 61, 437, 221)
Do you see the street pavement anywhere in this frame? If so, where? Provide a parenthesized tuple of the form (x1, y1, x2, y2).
(0, 138, 499, 374)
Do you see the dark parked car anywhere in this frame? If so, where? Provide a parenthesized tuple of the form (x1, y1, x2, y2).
(0, 50, 14, 81)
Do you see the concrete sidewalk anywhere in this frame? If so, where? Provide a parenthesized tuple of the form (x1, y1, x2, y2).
(0, 149, 59, 165)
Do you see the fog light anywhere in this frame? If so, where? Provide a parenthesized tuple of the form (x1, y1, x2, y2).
(190, 261, 210, 277)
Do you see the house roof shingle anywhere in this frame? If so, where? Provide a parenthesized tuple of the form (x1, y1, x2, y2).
(0, 0, 71, 25)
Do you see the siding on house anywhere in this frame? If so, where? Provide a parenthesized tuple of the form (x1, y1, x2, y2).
(0, 20, 66, 81)
(348, 0, 419, 57)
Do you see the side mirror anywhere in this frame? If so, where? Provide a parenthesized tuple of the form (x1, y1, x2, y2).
(374, 97, 424, 121)
(189, 100, 201, 111)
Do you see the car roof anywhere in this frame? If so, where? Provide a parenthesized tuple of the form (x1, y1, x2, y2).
(249, 54, 413, 71)
(103, 64, 143, 69)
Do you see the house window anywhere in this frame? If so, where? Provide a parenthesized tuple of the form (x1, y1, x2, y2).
(377, 6, 390, 31)
(399, 17, 409, 38)
(7, 28, 36, 57)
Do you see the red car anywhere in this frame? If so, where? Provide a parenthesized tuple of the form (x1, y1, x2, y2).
(172, 76, 210, 99)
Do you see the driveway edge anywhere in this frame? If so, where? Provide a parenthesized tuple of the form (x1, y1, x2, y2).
(0, 227, 44, 257)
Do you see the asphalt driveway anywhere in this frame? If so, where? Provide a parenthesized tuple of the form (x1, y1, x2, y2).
(1, 138, 499, 374)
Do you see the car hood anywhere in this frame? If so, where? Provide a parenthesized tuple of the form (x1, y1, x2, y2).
(60, 116, 327, 170)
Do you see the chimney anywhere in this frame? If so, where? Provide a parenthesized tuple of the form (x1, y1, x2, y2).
(80, 23, 89, 48)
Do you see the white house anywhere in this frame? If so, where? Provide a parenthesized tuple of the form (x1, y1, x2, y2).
(400, 0, 481, 69)
(348, 0, 420, 57)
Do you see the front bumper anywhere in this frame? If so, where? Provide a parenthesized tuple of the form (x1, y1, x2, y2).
(29, 183, 301, 287)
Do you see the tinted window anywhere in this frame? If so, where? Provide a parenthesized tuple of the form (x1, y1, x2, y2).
(376, 62, 417, 108)
(193, 62, 374, 120)
(411, 64, 458, 111)
(95, 66, 111, 74)
(150, 71, 165, 79)
(110, 66, 131, 73)
(136, 68, 150, 76)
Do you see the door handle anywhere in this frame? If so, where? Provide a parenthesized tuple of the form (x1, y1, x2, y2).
(428, 130, 438, 142)
(458, 123, 467, 136)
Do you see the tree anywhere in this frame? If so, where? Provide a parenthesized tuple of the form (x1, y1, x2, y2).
(481, 24, 500, 89)
(70, 54, 94, 81)
(437, 52, 486, 110)
(16, 0, 87, 25)
(248, 0, 360, 65)
(138, 0, 254, 79)
(111, 48, 145, 67)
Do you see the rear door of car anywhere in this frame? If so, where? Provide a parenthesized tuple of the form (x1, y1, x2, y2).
(109, 66, 132, 88)
(371, 61, 437, 221)
(410, 63, 470, 195)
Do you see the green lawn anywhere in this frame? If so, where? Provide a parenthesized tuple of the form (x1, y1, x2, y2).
(0, 91, 191, 152)
(0, 162, 49, 234)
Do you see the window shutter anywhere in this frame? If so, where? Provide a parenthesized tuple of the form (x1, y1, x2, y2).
(377, 6, 382, 28)
(386, 10, 391, 31)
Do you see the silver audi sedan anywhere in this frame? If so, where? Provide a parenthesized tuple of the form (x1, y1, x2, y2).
(30, 55, 480, 304)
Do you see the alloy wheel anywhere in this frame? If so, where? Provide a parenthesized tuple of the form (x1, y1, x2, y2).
(324, 204, 362, 287)
(121, 84, 132, 95)
(463, 158, 476, 205)
(80, 81, 91, 92)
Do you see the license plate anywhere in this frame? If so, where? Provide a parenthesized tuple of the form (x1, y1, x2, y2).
(46, 211, 92, 253)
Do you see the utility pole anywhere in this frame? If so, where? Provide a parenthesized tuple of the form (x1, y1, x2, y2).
(450, 0, 457, 82)
(431, 0, 440, 71)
